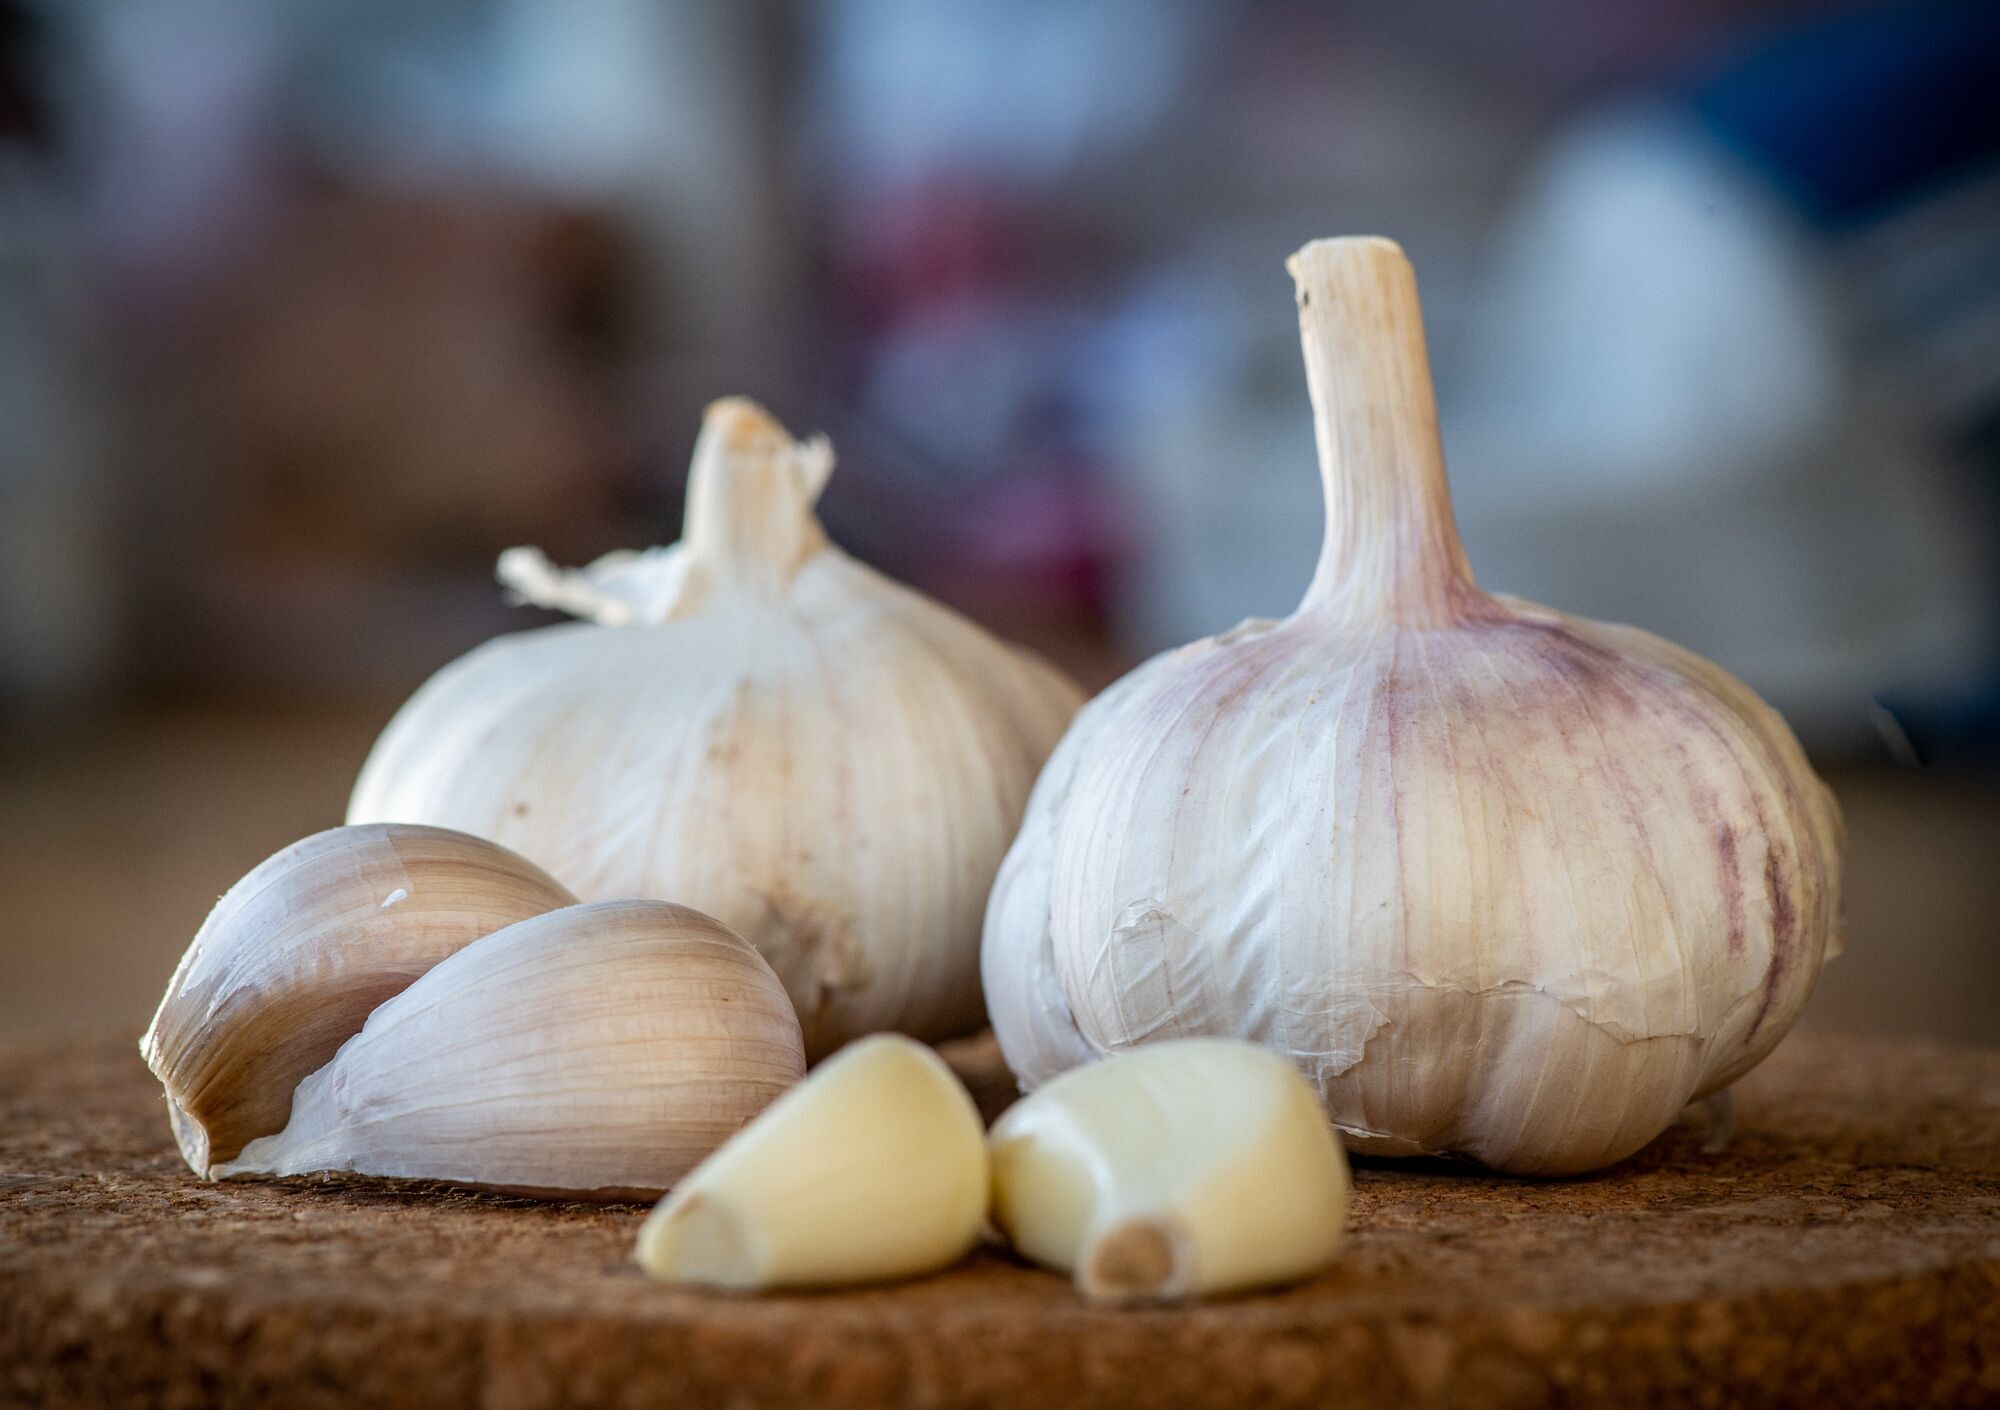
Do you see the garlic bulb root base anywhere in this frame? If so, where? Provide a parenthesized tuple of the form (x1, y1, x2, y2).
(1700, 1088, 1737, 1155)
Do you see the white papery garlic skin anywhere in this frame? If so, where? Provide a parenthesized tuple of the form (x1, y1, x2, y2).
(636, 1033, 988, 1290)
(983, 237, 1844, 1176)
(142, 823, 576, 1176)
(989, 1039, 1349, 1303)
(349, 398, 1083, 1059)
(218, 900, 806, 1198)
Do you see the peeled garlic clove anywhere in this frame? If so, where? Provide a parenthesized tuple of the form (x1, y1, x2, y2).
(635, 1033, 987, 1289)
(217, 900, 805, 1198)
(988, 1039, 1349, 1304)
(349, 398, 1084, 1061)
(983, 236, 1844, 1176)
(141, 823, 576, 1176)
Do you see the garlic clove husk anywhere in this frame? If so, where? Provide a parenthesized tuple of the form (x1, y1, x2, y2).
(349, 397, 1083, 1060)
(982, 237, 1844, 1176)
(988, 1039, 1349, 1304)
(142, 823, 576, 1176)
(635, 1032, 988, 1289)
(217, 900, 806, 1199)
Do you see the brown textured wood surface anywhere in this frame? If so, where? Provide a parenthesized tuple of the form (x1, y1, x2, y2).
(3, 1030, 1997, 1410)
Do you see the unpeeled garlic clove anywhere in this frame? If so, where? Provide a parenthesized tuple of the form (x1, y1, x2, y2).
(988, 1039, 1349, 1304)
(142, 823, 577, 1176)
(635, 1033, 987, 1289)
(217, 900, 806, 1199)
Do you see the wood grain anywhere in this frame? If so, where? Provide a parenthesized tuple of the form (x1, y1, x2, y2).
(3, 1029, 1997, 1409)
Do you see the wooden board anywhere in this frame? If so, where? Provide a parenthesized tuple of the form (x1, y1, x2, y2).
(3, 1029, 1997, 1409)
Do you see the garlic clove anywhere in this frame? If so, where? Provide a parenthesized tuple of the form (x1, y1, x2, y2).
(989, 1039, 1349, 1304)
(142, 823, 576, 1176)
(216, 900, 805, 1199)
(635, 1032, 988, 1290)
(349, 397, 1083, 1061)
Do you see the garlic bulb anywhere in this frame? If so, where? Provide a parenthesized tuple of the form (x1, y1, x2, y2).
(143, 823, 576, 1176)
(636, 1033, 988, 1290)
(989, 1039, 1348, 1303)
(349, 398, 1083, 1058)
(218, 900, 805, 1198)
(983, 237, 1844, 1176)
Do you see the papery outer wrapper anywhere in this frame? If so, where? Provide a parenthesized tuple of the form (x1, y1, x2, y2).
(219, 900, 807, 1197)
(141, 823, 577, 1175)
(983, 602, 1843, 1175)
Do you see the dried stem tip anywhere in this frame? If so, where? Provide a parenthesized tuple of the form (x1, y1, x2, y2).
(1288, 236, 1479, 628)
(682, 396, 834, 587)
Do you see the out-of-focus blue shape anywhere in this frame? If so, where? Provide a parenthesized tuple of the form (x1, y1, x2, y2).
(1689, 0, 2000, 231)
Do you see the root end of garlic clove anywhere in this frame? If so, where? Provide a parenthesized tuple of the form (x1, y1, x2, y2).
(164, 1094, 211, 1178)
(636, 1192, 763, 1291)
(1078, 1215, 1194, 1305)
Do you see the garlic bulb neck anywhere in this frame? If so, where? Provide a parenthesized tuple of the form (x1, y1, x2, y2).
(494, 398, 834, 627)
(1289, 237, 1484, 630)
(682, 396, 834, 593)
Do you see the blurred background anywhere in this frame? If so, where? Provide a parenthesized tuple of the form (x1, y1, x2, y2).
(1, 0, 1995, 1047)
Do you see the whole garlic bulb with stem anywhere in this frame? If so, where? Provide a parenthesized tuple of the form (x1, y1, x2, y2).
(983, 237, 1844, 1176)
(143, 823, 576, 1176)
(219, 900, 806, 1199)
(349, 398, 1083, 1059)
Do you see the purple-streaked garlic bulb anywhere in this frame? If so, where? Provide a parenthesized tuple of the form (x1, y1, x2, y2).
(983, 237, 1843, 1175)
